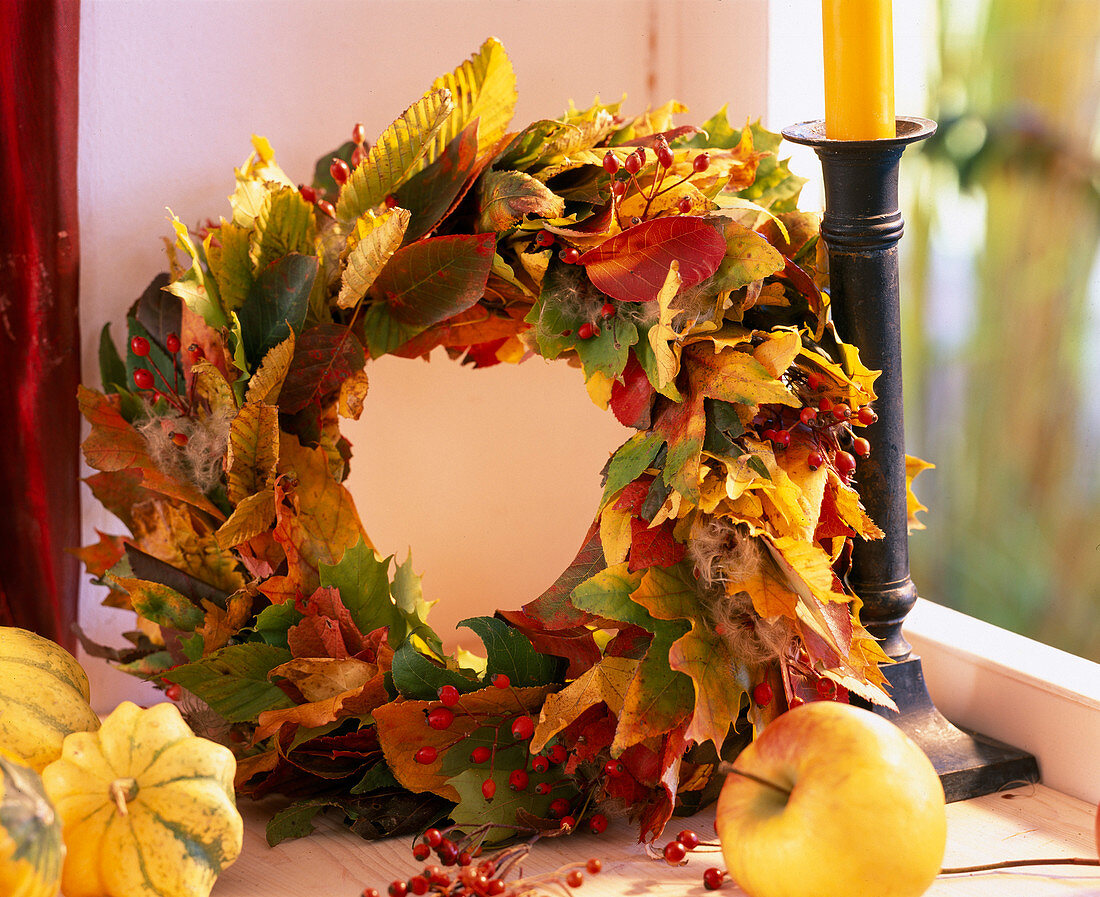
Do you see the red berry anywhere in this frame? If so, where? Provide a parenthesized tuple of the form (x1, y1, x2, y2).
(663, 841, 687, 864)
(458, 851, 472, 867)
(560, 247, 581, 264)
(507, 769, 529, 791)
(408, 876, 428, 896)
(600, 302, 616, 318)
(427, 707, 454, 730)
(130, 336, 150, 357)
(752, 681, 773, 707)
(511, 715, 535, 740)
(414, 746, 437, 765)
(352, 122, 367, 145)
(423, 828, 443, 847)
(437, 685, 460, 706)
(677, 829, 701, 850)
(299, 184, 317, 204)
(170, 432, 188, 447)
(586, 858, 602, 874)
(487, 881, 506, 896)
(481, 779, 496, 801)
(438, 841, 459, 865)
(624, 151, 642, 174)
(388, 883, 407, 897)
(470, 746, 491, 764)
(835, 451, 857, 476)
(532, 755, 549, 773)
(133, 368, 154, 390)
(799, 407, 818, 425)
(351, 145, 368, 167)
(833, 402, 851, 421)
(330, 158, 350, 185)
(816, 678, 837, 699)
(656, 139, 674, 168)
(549, 798, 570, 818)
(566, 870, 584, 888)
(317, 200, 336, 218)
(761, 428, 778, 442)
(559, 815, 576, 830)
(492, 673, 510, 689)
(547, 744, 567, 764)
(806, 371, 825, 390)
(677, 195, 693, 214)
(165, 333, 181, 353)
(612, 179, 627, 198)
(413, 843, 431, 861)
(602, 150, 620, 174)
(384, 194, 398, 209)
(807, 451, 825, 470)
(771, 429, 791, 448)
(536, 230, 555, 247)
(577, 322, 594, 340)
(703, 867, 725, 890)
(692, 152, 710, 173)
(789, 695, 806, 708)
(635, 147, 647, 166)
(165, 683, 182, 701)
(603, 760, 624, 778)
(363, 889, 381, 897)
(818, 396, 834, 412)
(857, 406, 878, 425)
(853, 436, 871, 458)
(535, 782, 551, 795)
(588, 813, 608, 834)
(186, 343, 205, 363)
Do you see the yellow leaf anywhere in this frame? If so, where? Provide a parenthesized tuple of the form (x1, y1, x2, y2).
(199, 591, 254, 653)
(129, 498, 243, 594)
(763, 534, 850, 606)
(191, 359, 237, 422)
(668, 622, 750, 749)
(906, 454, 935, 532)
(530, 656, 640, 754)
(337, 208, 410, 309)
(338, 369, 370, 420)
(599, 506, 632, 566)
(585, 368, 613, 409)
(423, 37, 517, 165)
(165, 211, 227, 328)
(734, 556, 801, 619)
(337, 89, 455, 221)
(829, 472, 885, 540)
(215, 488, 275, 548)
(647, 262, 683, 390)
(226, 403, 279, 505)
(249, 185, 317, 273)
(752, 328, 801, 378)
(269, 657, 377, 703)
(206, 221, 253, 315)
(245, 334, 295, 405)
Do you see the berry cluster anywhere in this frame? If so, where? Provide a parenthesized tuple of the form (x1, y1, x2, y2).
(364, 826, 603, 897)
(750, 367, 878, 484)
(130, 331, 203, 432)
(602, 137, 710, 229)
(298, 122, 371, 219)
(656, 828, 728, 890)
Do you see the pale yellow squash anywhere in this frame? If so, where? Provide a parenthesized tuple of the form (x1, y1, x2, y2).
(42, 701, 243, 897)
(0, 751, 63, 897)
(0, 628, 101, 773)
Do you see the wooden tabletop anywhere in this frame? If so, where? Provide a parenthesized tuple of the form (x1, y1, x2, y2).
(212, 784, 1100, 896)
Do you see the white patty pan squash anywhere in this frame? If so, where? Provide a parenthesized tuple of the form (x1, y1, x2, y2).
(0, 627, 101, 772)
(41, 701, 243, 897)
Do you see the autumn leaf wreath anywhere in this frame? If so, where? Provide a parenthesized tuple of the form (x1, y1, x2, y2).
(77, 38, 926, 847)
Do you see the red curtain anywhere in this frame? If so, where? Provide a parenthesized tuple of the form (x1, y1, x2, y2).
(0, 0, 81, 648)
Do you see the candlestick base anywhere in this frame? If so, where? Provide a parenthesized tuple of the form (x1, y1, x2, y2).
(857, 657, 1040, 802)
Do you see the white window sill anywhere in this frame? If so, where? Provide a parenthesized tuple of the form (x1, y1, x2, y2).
(904, 597, 1100, 805)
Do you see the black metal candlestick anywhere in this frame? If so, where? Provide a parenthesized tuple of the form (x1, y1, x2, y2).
(782, 118, 1038, 801)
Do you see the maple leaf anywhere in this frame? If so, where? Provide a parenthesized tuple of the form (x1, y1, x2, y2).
(578, 217, 726, 304)
(72, 530, 127, 579)
(198, 590, 254, 653)
(668, 622, 751, 750)
(906, 454, 935, 532)
(628, 518, 685, 572)
(530, 655, 640, 753)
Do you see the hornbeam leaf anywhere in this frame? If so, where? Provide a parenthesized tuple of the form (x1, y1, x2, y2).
(337, 208, 411, 310)
(245, 334, 295, 405)
(420, 37, 517, 167)
(225, 402, 279, 504)
(249, 186, 317, 273)
(336, 90, 455, 222)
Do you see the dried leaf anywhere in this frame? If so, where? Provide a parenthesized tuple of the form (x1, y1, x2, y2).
(531, 656, 639, 753)
(337, 208, 410, 310)
(226, 402, 279, 504)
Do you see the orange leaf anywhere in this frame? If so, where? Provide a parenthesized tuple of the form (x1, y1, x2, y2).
(531, 656, 640, 754)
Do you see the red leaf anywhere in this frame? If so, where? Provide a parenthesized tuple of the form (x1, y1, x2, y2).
(628, 518, 686, 572)
(279, 324, 366, 414)
(462, 337, 508, 368)
(612, 477, 654, 516)
(578, 217, 726, 303)
(610, 353, 655, 428)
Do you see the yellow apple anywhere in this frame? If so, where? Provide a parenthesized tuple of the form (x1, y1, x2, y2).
(716, 701, 946, 897)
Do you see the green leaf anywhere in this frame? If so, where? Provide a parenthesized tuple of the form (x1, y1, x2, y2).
(98, 323, 126, 393)
(494, 119, 569, 171)
(611, 618, 692, 755)
(570, 564, 646, 627)
(207, 222, 254, 315)
(118, 578, 204, 631)
(336, 90, 455, 222)
(702, 398, 746, 456)
(458, 617, 562, 687)
(350, 763, 401, 794)
(266, 801, 329, 847)
(317, 539, 397, 633)
(707, 221, 785, 293)
(603, 432, 665, 504)
(166, 212, 226, 328)
(446, 766, 564, 845)
(476, 169, 564, 232)
(237, 253, 317, 369)
(391, 552, 442, 656)
(278, 323, 366, 414)
(390, 642, 477, 700)
(252, 602, 303, 650)
(164, 643, 294, 723)
(575, 316, 638, 384)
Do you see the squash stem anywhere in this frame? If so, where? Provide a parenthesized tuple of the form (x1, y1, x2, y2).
(109, 777, 139, 816)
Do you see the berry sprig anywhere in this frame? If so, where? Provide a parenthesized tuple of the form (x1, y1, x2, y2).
(130, 332, 194, 418)
(602, 138, 711, 230)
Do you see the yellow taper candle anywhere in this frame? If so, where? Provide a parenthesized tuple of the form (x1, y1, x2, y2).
(822, 0, 895, 140)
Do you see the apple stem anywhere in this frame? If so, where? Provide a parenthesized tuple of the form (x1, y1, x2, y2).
(941, 857, 1100, 875)
(717, 762, 792, 797)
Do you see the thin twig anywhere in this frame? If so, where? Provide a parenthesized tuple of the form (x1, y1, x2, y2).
(942, 858, 1100, 874)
